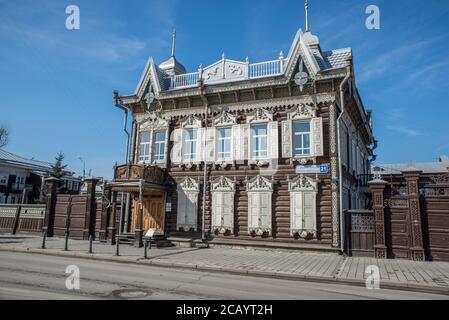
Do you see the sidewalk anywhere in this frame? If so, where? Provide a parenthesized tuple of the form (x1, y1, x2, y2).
(1, 235, 449, 295)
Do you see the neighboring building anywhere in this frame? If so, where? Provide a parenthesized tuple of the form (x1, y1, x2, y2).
(111, 12, 375, 249)
(0, 149, 82, 204)
(372, 156, 449, 176)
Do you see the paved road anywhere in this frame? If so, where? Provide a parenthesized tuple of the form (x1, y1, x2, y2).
(0, 252, 447, 300)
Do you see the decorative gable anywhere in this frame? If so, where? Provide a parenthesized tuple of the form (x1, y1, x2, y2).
(201, 57, 249, 84)
(287, 104, 317, 120)
(246, 175, 273, 191)
(246, 108, 274, 124)
(180, 115, 202, 128)
(138, 112, 169, 131)
(178, 176, 200, 192)
(211, 176, 236, 192)
(212, 111, 237, 127)
(288, 174, 317, 191)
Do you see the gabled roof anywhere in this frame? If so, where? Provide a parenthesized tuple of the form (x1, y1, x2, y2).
(0, 149, 52, 172)
(122, 28, 352, 104)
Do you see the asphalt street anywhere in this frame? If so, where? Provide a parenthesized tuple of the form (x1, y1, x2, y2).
(0, 251, 448, 300)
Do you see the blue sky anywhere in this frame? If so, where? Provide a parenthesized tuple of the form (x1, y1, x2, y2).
(1, 0, 449, 178)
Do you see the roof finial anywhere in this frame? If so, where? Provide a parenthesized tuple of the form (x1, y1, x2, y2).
(305, 0, 310, 32)
(171, 29, 176, 57)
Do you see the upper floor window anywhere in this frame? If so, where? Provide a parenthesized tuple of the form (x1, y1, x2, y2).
(153, 131, 166, 161)
(0, 176, 6, 185)
(251, 124, 268, 159)
(183, 129, 197, 161)
(217, 127, 232, 160)
(293, 121, 311, 156)
(138, 132, 151, 162)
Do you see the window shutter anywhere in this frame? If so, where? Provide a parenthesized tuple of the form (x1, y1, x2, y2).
(163, 128, 169, 166)
(213, 193, 222, 226)
(281, 120, 293, 158)
(268, 121, 279, 159)
(232, 124, 241, 160)
(186, 192, 197, 226)
(177, 189, 186, 226)
(206, 127, 216, 163)
(291, 192, 303, 231)
(222, 193, 233, 227)
(311, 117, 324, 157)
(241, 124, 250, 160)
(303, 192, 316, 231)
(196, 128, 206, 163)
(259, 193, 271, 228)
(171, 128, 183, 164)
(148, 130, 154, 161)
(248, 193, 259, 228)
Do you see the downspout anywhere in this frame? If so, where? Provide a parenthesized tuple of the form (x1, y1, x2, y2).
(198, 79, 208, 242)
(113, 90, 131, 238)
(336, 60, 352, 254)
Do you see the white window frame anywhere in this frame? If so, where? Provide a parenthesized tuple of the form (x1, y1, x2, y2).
(138, 131, 152, 162)
(289, 175, 318, 238)
(251, 124, 268, 159)
(152, 130, 166, 161)
(136, 113, 169, 167)
(217, 127, 232, 161)
(183, 129, 197, 161)
(0, 175, 7, 185)
(247, 175, 273, 236)
(293, 120, 311, 156)
(281, 104, 323, 160)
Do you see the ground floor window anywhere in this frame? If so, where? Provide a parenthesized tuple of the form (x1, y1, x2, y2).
(176, 177, 199, 231)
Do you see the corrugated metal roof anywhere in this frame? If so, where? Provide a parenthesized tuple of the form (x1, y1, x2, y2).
(0, 148, 52, 171)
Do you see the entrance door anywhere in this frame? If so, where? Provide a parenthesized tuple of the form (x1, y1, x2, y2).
(131, 192, 165, 235)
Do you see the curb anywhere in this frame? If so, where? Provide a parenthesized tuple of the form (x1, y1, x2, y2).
(1, 246, 448, 296)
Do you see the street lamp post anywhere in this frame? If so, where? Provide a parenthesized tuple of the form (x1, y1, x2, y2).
(78, 157, 86, 178)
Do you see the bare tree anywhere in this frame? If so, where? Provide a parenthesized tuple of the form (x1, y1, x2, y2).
(0, 127, 8, 148)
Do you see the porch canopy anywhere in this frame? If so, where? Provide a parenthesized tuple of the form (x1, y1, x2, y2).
(107, 164, 167, 247)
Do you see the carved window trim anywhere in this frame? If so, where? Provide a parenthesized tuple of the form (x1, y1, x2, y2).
(247, 175, 273, 236)
(136, 113, 169, 167)
(289, 175, 318, 238)
(176, 177, 199, 232)
(282, 104, 323, 163)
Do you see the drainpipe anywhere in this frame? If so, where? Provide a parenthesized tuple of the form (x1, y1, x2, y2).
(113, 90, 131, 237)
(198, 80, 208, 242)
(336, 60, 352, 254)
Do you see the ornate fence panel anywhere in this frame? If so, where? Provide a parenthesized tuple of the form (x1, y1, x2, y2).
(384, 186, 411, 259)
(420, 174, 449, 261)
(0, 204, 45, 234)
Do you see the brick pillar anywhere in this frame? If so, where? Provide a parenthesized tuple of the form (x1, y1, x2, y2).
(368, 179, 388, 259)
(107, 191, 117, 245)
(99, 186, 111, 241)
(403, 168, 425, 261)
(83, 177, 100, 240)
(43, 177, 60, 237)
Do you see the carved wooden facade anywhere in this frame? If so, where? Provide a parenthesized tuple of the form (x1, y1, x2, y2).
(113, 27, 375, 249)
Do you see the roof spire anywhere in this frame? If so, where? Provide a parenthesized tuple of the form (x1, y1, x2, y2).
(171, 29, 176, 57)
(305, 0, 310, 32)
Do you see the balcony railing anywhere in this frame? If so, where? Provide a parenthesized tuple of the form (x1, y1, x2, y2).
(167, 58, 286, 90)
